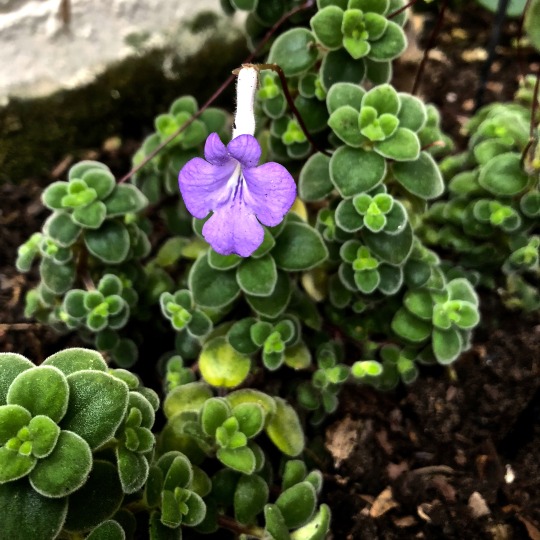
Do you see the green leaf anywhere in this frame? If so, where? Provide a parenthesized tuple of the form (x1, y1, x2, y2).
(525, 0, 540, 48)
(0, 447, 35, 483)
(0, 480, 68, 540)
(478, 153, 529, 196)
(42, 347, 108, 375)
(116, 446, 149, 493)
(226, 389, 277, 418)
(235, 474, 269, 525)
(368, 20, 406, 60)
(44, 212, 81, 246)
(246, 272, 292, 319)
(201, 398, 231, 438)
(208, 249, 242, 270)
(0, 353, 33, 405)
(276, 482, 316, 529)
(354, 268, 380, 293)
(272, 222, 328, 271)
(265, 397, 304, 456)
(268, 28, 319, 76)
(199, 337, 251, 388)
(264, 504, 290, 540)
(391, 308, 431, 343)
(187, 311, 212, 338)
(237, 255, 278, 297)
(375, 127, 420, 161)
(82, 167, 116, 199)
(28, 416, 60, 458)
(7, 366, 69, 423)
(330, 146, 386, 196)
(328, 106, 364, 146)
(42, 182, 68, 211)
(326, 82, 365, 113)
(404, 289, 433, 320)
(299, 153, 333, 201)
(448, 278, 479, 305)
(392, 152, 444, 199)
(310, 6, 344, 49)
(365, 58, 392, 84)
(362, 83, 400, 115)
(189, 254, 240, 309)
(85, 221, 130, 264)
(64, 460, 123, 532)
(283, 343, 312, 370)
(397, 93, 427, 132)
(72, 200, 107, 229)
(335, 199, 363, 232)
(29, 430, 92, 497)
(228, 318, 259, 355)
(320, 49, 366, 90)
(232, 403, 265, 438)
(363, 221, 413, 264)
(217, 447, 256, 474)
(163, 382, 212, 419)
(86, 521, 126, 540)
(104, 185, 149, 217)
(60, 371, 129, 449)
(290, 504, 331, 540)
(432, 327, 462, 364)
(40, 257, 75, 295)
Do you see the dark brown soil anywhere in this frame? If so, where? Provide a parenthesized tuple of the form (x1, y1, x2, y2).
(1, 5, 539, 540)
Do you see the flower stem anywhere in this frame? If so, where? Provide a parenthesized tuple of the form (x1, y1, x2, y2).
(117, 0, 316, 184)
(217, 514, 265, 538)
(257, 63, 332, 157)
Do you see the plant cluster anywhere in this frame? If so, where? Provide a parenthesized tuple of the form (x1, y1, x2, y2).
(9, 0, 540, 538)
(422, 75, 540, 311)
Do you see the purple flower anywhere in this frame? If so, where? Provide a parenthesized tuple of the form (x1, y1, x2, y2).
(179, 133, 296, 257)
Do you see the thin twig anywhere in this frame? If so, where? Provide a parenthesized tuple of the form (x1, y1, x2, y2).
(387, 0, 418, 20)
(0, 323, 44, 331)
(474, 0, 511, 110)
(411, 0, 449, 96)
(521, 71, 540, 165)
(257, 63, 332, 156)
(516, 0, 533, 80)
(118, 0, 316, 184)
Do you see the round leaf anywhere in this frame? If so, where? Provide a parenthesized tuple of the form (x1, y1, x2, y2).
(330, 146, 386, 197)
(189, 254, 240, 309)
(321, 49, 366, 90)
(30, 430, 92, 498)
(60, 371, 129, 449)
(199, 337, 251, 388)
(268, 28, 319, 76)
(265, 397, 304, 456)
(234, 474, 269, 525)
(0, 353, 33, 405)
(237, 255, 278, 297)
(85, 221, 130, 264)
(299, 153, 333, 202)
(104, 185, 149, 217)
(271, 222, 328, 271)
(275, 481, 316, 529)
(392, 152, 444, 199)
(478, 153, 530, 196)
(0, 480, 68, 540)
(7, 366, 69, 423)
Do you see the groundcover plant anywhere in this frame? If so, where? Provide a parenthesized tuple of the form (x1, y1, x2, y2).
(3, 0, 540, 538)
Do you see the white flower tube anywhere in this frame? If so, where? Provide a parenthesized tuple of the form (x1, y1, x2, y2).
(232, 66, 258, 138)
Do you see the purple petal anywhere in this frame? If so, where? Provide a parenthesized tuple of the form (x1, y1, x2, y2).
(202, 196, 264, 257)
(204, 133, 229, 165)
(243, 162, 297, 227)
(179, 157, 236, 219)
(227, 135, 261, 168)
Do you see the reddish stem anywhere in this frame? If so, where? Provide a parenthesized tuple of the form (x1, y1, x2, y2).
(411, 0, 449, 96)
